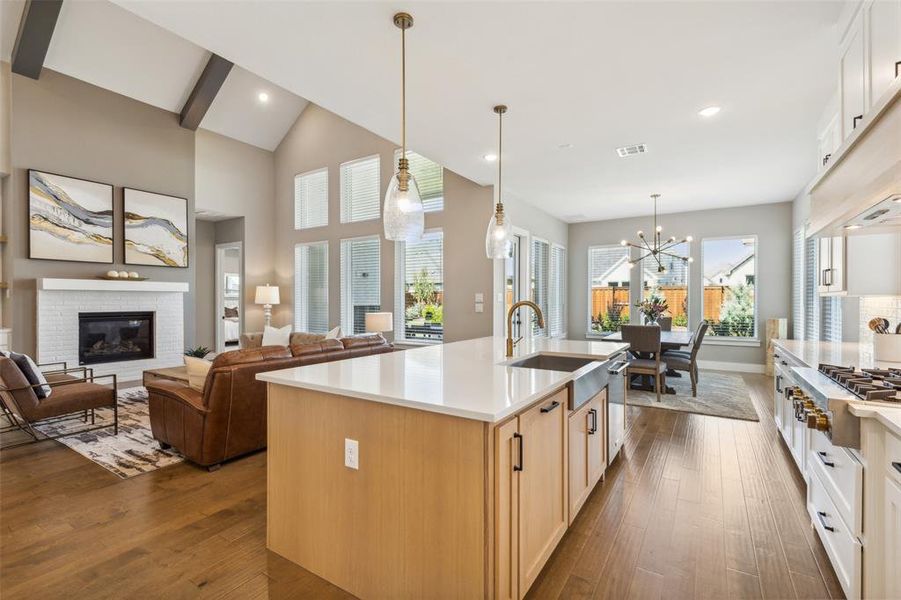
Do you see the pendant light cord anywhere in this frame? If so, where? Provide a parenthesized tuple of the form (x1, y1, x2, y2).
(497, 109, 502, 206)
(401, 25, 406, 157)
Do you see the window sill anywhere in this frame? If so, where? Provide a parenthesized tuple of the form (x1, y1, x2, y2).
(704, 337, 760, 348)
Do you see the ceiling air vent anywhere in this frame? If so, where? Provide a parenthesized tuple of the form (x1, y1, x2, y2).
(616, 144, 648, 158)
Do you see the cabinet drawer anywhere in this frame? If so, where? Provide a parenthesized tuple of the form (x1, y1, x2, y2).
(808, 468, 861, 600)
(808, 429, 863, 536)
(887, 430, 901, 486)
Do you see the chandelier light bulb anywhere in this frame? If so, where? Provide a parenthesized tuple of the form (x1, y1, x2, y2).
(688, 257, 694, 263)
(656, 225, 663, 233)
(620, 240, 627, 246)
(686, 235, 693, 242)
(637, 230, 644, 238)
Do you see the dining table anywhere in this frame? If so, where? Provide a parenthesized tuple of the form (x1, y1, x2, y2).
(604, 329, 695, 394)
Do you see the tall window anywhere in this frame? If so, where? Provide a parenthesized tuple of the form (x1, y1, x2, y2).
(792, 228, 804, 339)
(396, 229, 443, 342)
(702, 236, 757, 338)
(340, 155, 380, 223)
(294, 168, 328, 229)
(641, 242, 689, 330)
(587, 245, 631, 336)
(531, 239, 549, 336)
(294, 241, 329, 333)
(394, 150, 443, 212)
(548, 244, 566, 338)
(340, 236, 380, 335)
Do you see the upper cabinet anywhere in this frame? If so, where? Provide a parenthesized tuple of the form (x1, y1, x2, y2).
(840, 10, 867, 140)
(867, 0, 901, 105)
(818, 236, 846, 295)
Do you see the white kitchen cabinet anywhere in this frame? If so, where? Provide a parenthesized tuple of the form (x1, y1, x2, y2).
(817, 113, 841, 172)
(885, 476, 901, 600)
(818, 236, 846, 295)
(865, 0, 901, 105)
(840, 11, 867, 140)
(845, 232, 901, 296)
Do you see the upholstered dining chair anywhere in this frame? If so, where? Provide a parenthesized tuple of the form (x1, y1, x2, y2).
(657, 317, 673, 331)
(620, 325, 667, 403)
(663, 320, 709, 397)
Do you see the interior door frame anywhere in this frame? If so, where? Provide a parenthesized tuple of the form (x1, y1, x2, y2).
(215, 241, 244, 353)
(493, 226, 531, 338)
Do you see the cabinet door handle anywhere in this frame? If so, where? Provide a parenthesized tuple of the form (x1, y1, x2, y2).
(852, 114, 863, 129)
(540, 400, 561, 413)
(895, 61, 901, 77)
(776, 375, 783, 393)
(817, 451, 835, 468)
(816, 510, 835, 532)
(822, 153, 831, 166)
(588, 408, 597, 434)
(513, 433, 523, 472)
(892, 462, 901, 475)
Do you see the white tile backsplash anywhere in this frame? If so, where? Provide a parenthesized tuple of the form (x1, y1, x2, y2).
(859, 296, 901, 347)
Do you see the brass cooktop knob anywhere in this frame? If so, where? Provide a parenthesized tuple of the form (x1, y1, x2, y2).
(815, 414, 830, 432)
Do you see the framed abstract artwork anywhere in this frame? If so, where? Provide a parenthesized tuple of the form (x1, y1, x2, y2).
(123, 188, 189, 268)
(28, 170, 114, 263)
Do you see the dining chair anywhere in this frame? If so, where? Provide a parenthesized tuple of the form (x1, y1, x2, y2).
(657, 317, 672, 331)
(620, 325, 666, 403)
(663, 320, 709, 396)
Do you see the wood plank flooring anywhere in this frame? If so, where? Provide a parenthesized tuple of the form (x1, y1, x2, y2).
(0, 374, 842, 599)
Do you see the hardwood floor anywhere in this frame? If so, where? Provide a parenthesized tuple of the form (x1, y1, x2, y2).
(0, 374, 842, 599)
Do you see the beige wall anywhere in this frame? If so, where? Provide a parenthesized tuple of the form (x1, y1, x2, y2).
(568, 202, 793, 367)
(194, 219, 216, 349)
(0, 61, 10, 176)
(195, 129, 275, 333)
(273, 104, 495, 342)
(9, 69, 196, 356)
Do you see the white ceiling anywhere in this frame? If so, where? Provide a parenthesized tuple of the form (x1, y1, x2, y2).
(111, 0, 843, 222)
(3, 0, 308, 151)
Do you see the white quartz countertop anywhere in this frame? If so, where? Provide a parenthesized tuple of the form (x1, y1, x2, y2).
(256, 336, 630, 423)
(773, 339, 900, 370)
(849, 403, 901, 438)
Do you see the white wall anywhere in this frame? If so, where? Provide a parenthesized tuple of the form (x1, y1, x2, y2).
(568, 202, 793, 368)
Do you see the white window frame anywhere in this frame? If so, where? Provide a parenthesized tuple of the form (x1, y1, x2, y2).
(294, 240, 329, 333)
(339, 235, 381, 336)
(492, 225, 531, 338)
(395, 228, 444, 345)
(700, 234, 760, 346)
(549, 243, 567, 338)
(339, 154, 381, 224)
(530, 236, 551, 338)
(393, 149, 444, 213)
(294, 167, 329, 230)
(585, 244, 631, 338)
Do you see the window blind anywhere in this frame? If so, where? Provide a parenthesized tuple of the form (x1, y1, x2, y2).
(294, 241, 329, 333)
(294, 168, 328, 229)
(804, 236, 819, 341)
(821, 296, 842, 342)
(340, 155, 380, 223)
(395, 230, 444, 342)
(394, 150, 443, 212)
(792, 228, 804, 339)
(531, 239, 550, 337)
(340, 237, 381, 335)
(549, 244, 566, 338)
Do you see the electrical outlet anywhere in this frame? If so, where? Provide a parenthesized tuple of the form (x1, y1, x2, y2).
(344, 438, 359, 470)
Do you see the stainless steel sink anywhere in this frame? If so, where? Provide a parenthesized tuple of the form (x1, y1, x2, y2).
(506, 355, 598, 372)
(508, 354, 612, 410)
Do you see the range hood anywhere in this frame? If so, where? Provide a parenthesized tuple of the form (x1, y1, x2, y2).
(843, 194, 901, 233)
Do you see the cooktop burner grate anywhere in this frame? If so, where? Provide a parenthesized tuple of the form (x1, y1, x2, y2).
(817, 363, 901, 403)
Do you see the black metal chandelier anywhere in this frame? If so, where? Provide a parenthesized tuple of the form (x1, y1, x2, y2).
(620, 194, 693, 273)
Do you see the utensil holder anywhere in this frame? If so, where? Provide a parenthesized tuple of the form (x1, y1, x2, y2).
(873, 333, 901, 363)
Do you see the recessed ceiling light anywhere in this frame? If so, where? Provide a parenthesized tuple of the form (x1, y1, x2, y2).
(558, 143, 573, 149)
(616, 143, 648, 157)
(698, 106, 721, 117)
(844, 224, 862, 230)
(483, 153, 498, 161)
(257, 92, 270, 103)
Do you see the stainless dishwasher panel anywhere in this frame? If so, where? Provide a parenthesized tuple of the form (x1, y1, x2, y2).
(607, 354, 628, 465)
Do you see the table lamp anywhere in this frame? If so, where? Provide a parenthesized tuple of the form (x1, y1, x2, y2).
(365, 312, 394, 337)
(255, 284, 280, 327)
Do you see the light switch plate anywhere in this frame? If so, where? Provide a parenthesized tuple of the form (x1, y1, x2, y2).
(475, 293, 484, 303)
(344, 438, 359, 470)
(475, 302, 484, 313)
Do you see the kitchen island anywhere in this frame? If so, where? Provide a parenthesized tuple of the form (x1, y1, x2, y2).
(257, 336, 628, 600)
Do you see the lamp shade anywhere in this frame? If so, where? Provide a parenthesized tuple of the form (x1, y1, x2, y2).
(365, 312, 394, 333)
(254, 284, 280, 305)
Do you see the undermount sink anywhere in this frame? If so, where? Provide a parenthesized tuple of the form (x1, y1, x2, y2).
(508, 354, 613, 410)
(506, 354, 597, 372)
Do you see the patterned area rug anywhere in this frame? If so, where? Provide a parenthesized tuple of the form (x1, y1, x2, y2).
(32, 387, 184, 478)
(627, 371, 759, 421)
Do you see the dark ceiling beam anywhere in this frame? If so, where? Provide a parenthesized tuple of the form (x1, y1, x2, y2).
(179, 54, 233, 130)
(11, 0, 64, 79)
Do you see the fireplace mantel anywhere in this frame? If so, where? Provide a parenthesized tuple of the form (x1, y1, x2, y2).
(37, 278, 189, 293)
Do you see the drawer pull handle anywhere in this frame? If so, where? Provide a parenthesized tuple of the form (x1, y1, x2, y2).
(817, 451, 835, 468)
(513, 433, 523, 472)
(852, 115, 863, 129)
(540, 400, 561, 414)
(816, 510, 835, 532)
(893, 462, 901, 475)
(588, 408, 598, 435)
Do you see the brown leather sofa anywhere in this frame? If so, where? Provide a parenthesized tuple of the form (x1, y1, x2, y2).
(146, 334, 393, 470)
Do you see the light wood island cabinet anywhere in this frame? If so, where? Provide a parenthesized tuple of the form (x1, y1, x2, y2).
(568, 390, 606, 524)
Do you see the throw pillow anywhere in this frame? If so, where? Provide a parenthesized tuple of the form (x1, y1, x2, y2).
(183, 356, 212, 392)
(325, 326, 342, 340)
(224, 306, 239, 319)
(7, 352, 52, 399)
(262, 324, 292, 347)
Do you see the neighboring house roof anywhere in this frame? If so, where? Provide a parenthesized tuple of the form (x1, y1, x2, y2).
(704, 251, 754, 285)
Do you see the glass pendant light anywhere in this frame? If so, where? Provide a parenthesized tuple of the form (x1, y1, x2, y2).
(486, 104, 513, 259)
(383, 12, 424, 242)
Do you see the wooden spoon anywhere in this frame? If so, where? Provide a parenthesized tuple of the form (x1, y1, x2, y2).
(869, 317, 890, 334)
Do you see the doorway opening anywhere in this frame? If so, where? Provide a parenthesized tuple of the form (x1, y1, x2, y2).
(215, 242, 243, 353)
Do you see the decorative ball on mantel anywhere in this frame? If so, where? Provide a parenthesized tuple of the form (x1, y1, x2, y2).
(128, 272, 140, 279)
(106, 270, 119, 278)
(118, 271, 129, 279)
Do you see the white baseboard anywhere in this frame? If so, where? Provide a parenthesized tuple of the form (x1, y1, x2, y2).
(697, 360, 766, 374)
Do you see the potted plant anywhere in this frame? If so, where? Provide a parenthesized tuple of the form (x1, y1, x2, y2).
(185, 346, 211, 359)
(635, 294, 668, 326)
